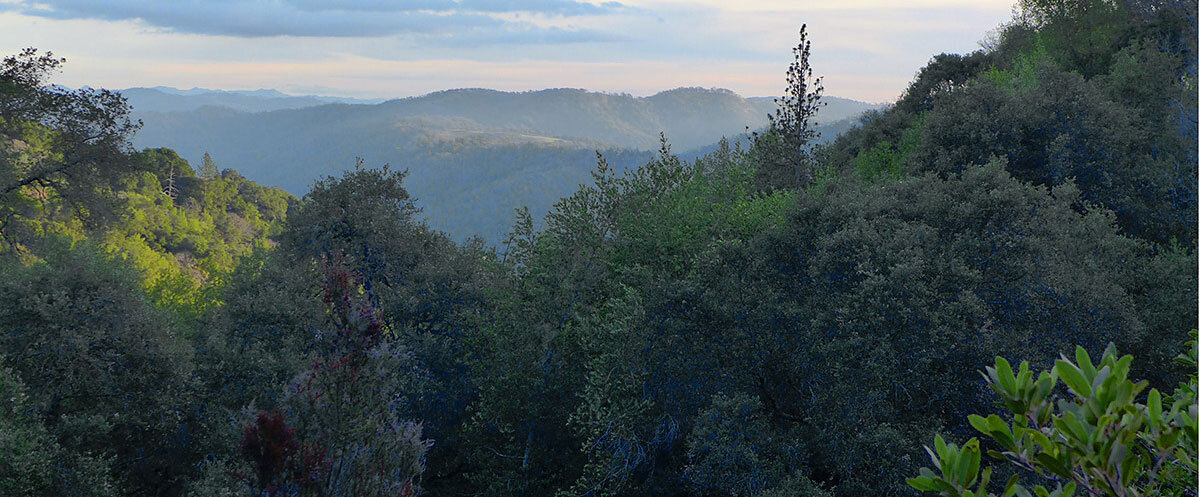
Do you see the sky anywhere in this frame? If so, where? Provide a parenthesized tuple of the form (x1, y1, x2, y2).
(0, 0, 1016, 103)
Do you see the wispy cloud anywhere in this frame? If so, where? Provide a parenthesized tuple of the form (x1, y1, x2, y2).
(0, 1, 1016, 102)
(2, 0, 626, 38)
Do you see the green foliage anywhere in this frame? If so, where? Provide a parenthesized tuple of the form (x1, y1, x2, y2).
(1, 48, 141, 238)
(609, 138, 793, 279)
(824, 0, 1197, 246)
(194, 245, 328, 417)
(1, 49, 292, 320)
(851, 115, 923, 182)
(0, 239, 202, 496)
(982, 38, 1050, 93)
(463, 139, 795, 497)
(200, 151, 218, 180)
(1125, 242, 1198, 389)
(895, 51, 994, 115)
(910, 334, 1198, 497)
(0, 357, 116, 497)
(1, 3, 1197, 496)
(232, 258, 432, 497)
(457, 126, 1177, 497)
(281, 160, 419, 270)
(1011, 0, 1133, 78)
(758, 472, 834, 497)
(105, 154, 289, 318)
(684, 393, 808, 497)
(560, 286, 654, 497)
(659, 164, 1152, 496)
(3, 136, 291, 319)
(910, 58, 1193, 244)
(463, 134, 1168, 497)
(197, 163, 495, 496)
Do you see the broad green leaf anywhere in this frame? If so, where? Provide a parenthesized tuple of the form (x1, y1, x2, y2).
(977, 467, 992, 493)
(925, 446, 942, 471)
(1090, 366, 1111, 397)
(1027, 431, 1053, 451)
(986, 415, 1011, 437)
(935, 434, 949, 463)
(1075, 347, 1094, 378)
(1055, 360, 1091, 398)
(968, 414, 990, 436)
(961, 438, 981, 486)
(1114, 355, 1133, 381)
(907, 476, 936, 491)
(996, 357, 1017, 393)
(1001, 475, 1022, 497)
(1105, 441, 1126, 471)
(1033, 452, 1072, 478)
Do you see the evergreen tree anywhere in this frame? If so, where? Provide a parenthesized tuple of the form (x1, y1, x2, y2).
(755, 24, 825, 190)
(201, 152, 219, 180)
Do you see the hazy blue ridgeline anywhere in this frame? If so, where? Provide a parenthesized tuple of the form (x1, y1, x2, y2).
(126, 86, 882, 242)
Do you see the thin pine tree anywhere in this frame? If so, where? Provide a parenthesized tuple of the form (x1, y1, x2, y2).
(767, 24, 825, 189)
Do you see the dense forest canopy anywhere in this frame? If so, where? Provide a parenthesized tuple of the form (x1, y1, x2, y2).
(0, 1, 1196, 497)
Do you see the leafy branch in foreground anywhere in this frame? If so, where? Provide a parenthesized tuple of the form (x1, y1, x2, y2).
(909, 331, 1198, 497)
(1, 48, 140, 197)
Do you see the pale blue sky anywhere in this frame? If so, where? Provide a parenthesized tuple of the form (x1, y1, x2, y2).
(0, 0, 1015, 102)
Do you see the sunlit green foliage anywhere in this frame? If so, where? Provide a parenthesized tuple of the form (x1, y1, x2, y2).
(2, 51, 291, 316)
(852, 115, 923, 182)
(3, 136, 291, 317)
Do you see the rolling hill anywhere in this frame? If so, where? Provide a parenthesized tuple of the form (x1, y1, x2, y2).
(128, 87, 884, 242)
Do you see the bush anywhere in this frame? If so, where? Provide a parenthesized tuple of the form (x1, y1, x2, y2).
(909, 332, 1198, 497)
(0, 239, 199, 495)
(0, 358, 115, 497)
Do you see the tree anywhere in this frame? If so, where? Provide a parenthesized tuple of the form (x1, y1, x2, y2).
(200, 152, 218, 181)
(755, 24, 825, 191)
(0, 357, 116, 497)
(819, 0, 1197, 245)
(684, 393, 810, 497)
(910, 60, 1195, 245)
(279, 160, 421, 294)
(908, 332, 1197, 497)
(211, 162, 494, 496)
(0, 48, 140, 239)
(0, 239, 200, 496)
(229, 256, 431, 497)
(638, 164, 1152, 496)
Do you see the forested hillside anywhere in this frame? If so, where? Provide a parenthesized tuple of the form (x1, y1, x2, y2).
(129, 87, 881, 242)
(0, 1, 1196, 497)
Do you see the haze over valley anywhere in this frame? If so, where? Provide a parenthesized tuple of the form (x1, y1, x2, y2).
(127, 85, 883, 241)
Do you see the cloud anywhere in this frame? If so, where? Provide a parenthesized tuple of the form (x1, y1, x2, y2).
(0, 1, 1017, 102)
(1, 0, 626, 38)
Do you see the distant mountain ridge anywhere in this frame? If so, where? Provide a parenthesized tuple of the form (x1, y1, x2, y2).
(123, 86, 882, 132)
(140, 86, 387, 103)
(147, 86, 294, 97)
(128, 86, 885, 241)
(121, 86, 384, 113)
